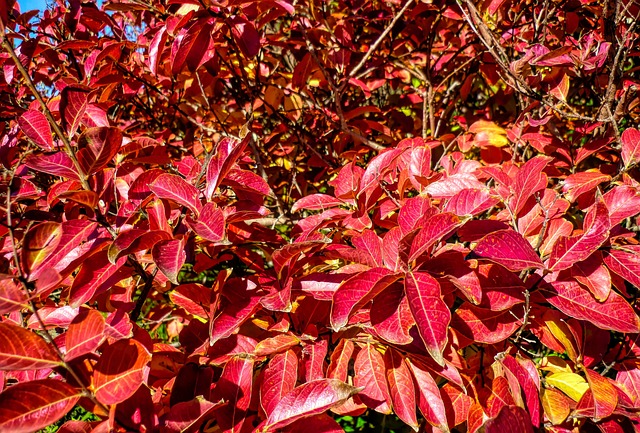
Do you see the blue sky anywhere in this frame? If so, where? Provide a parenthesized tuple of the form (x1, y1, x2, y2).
(18, 0, 49, 13)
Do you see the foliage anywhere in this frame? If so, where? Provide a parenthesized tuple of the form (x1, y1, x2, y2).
(0, 0, 639, 432)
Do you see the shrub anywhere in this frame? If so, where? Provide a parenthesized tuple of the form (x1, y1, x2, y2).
(0, 0, 639, 432)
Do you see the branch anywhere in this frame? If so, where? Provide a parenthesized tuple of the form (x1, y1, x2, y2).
(346, 0, 415, 80)
(0, 26, 90, 190)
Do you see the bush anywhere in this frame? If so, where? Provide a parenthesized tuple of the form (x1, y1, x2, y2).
(0, 0, 639, 432)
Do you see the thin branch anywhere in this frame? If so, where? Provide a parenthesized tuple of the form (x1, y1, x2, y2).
(346, 0, 415, 80)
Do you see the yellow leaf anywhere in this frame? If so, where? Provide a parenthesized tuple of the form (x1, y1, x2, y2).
(469, 120, 509, 147)
(539, 356, 572, 374)
(546, 372, 589, 402)
(541, 388, 571, 425)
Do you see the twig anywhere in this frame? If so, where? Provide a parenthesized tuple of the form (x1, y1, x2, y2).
(346, 0, 416, 80)
(0, 25, 89, 190)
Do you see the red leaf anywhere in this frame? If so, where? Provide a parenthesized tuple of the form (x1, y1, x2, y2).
(162, 396, 225, 433)
(604, 248, 640, 289)
(371, 283, 414, 345)
(0, 278, 28, 314)
(330, 268, 400, 330)
(18, 109, 53, 150)
(302, 339, 328, 382)
(407, 359, 449, 431)
(510, 156, 551, 215)
(172, 18, 213, 73)
(352, 230, 383, 267)
(584, 368, 617, 420)
(261, 349, 298, 416)
(384, 348, 419, 431)
(69, 251, 129, 307)
(0, 379, 80, 433)
(562, 170, 611, 202)
(65, 308, 106, 361)
(354, 344, 392, 414)
(292, 53, 315, 90)
(229, 16, 261, 58)
(291, 194, 343, 212)
(616, 364, 640, 406)
(209, 278, 261, 345)
(21, 221, 62, 276)
(205, 137, 250, 199)
(170, 283, 210, 319)
(24, 152, 80, 180)
(265, 379, 361, 430)
(499, 354, 541, 426)
(150, 173, 201, 215)
(148, 25, 167, 75)
(108, 229, 172, 264)
(31, 220, 99, 280)
(426, 173, 486, 198)
(93, 339, 151, 405)
(603, 185, 640, 226)
(405, 271, 450, 366)
(621, 127, 640, 168)
(76, 127, 122, 175)
(212, 356, 254, 433)
(186, 202, 226, 242)
(545, 280, 640, 333)
(254, 334, 300, 357)
(405, 213, 462, 262)
(0, 322, 61, 370)
(473, 229, 543, 271)
(452, 303, 520, 344)
(571, 251, 611, 301)
(152, 238, 186, 285)
(327, 339, 354, 382)
(60, 85, 91, 137)
(282, 414, 344, 433)
(444, 188, 498, 217)
(483, 405, 534, 433)
(548, 198, 610, 271)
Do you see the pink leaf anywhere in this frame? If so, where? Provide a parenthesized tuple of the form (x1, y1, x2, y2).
(60, 85, 91, 137)
(407, 358, 449, 432)
(212, 356, 254, 433)
(354, 344, 392, 414)
(385, 348, 419, 431)
(24, 152, 80, 181)
(371, 283, 414, 345)
(473, 229, 543, 271)
(205, 137, 250, 199)
(261, 349, 298, 416)
(76, 126, 122, 176)
(330, 268, 400, 330)
(548, 198, 609, 271)
(186, 202, 226, 242)
(621, 127, 640, 168)
(150, 173, 201, 215)
(152, 238, 187, 285)
(405, 271, 450, 366)
(265, 379, 361, 431)
(545, 280, 640, 333)
(18, 109, 53, 150)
